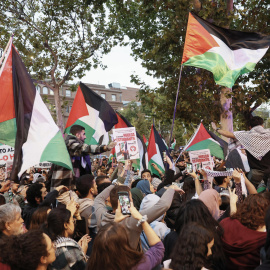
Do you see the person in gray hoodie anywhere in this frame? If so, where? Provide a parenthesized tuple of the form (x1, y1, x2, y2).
(94, 183, 182, 250)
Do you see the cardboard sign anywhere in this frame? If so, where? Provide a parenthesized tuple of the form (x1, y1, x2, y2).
(112, 127, 139, 161)
(189, 149, 213, 171)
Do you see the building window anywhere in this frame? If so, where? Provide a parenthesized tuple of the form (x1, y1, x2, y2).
(120, 94, 122, 102)
(36, 85, 40, 93)
(101, 93, 106, 99)
(111, 94, 116, 101)
(66, 106, 72, 113)
(50, 89, 54, 95)
(43, 87, 48, 94)
(66, 90, 71, 97)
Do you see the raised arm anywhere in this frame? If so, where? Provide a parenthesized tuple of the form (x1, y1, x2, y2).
(211, 122, 236, 139)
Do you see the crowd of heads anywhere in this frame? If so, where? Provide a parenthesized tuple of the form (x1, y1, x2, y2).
(0, 118, 270, 269)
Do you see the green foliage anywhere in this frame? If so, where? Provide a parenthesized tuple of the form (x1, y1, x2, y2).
(109, 0, 269, 133)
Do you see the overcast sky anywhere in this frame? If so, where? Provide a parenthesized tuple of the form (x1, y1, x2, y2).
(81, 44, 160, 89)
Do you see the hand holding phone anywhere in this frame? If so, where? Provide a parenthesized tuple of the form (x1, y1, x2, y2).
(186, 162, 193, 173)
(118, 191, 131, 215)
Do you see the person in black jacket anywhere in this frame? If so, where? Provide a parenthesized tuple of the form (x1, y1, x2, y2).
(22, 183, 65, 229)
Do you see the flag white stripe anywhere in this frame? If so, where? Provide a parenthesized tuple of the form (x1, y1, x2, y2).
(208, 35, 268, 70)
(19, 92, 59, 176)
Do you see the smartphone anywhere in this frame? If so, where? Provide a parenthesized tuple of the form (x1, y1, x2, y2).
(195, 163, 201, 171)
(163, 151, 166, 159)
(186, 162, 193, 173)
(118, 191, 131, 215)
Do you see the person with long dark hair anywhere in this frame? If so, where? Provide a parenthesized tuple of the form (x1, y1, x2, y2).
(163, 200, 226, 270)
(168, 222, 214, 270)
(87, 202, 164, 270)
(46, 208, 91, 270)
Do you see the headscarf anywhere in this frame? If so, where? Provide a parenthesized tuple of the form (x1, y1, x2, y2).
(140, 194, 163, 221)
(131, 188, 144, 210)
(136, 179, 152, 196)
(199, 189, 221, 220)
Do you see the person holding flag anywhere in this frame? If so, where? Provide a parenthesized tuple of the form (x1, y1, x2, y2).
(49, 124, 116, 191)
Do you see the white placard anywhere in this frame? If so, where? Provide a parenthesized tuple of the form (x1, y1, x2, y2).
(189, 149, 213, 171)
(112, 127, 139, 161)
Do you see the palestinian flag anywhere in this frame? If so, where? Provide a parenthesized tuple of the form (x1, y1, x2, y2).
(183, 123, 227, 160)
(65, 82, 118, 145)
(114, 111, 148, 172)
(0, 38, 72, 180)
(148, 125, 168, 177)
(143, 135, 148, 147)
(108, 148, 116, 164)
(171, 138, 176, 150)
(182, 12, 270, 88)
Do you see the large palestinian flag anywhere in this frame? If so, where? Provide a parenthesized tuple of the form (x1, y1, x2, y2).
(114, 111, 148, 172)
(0, 38, 72, 180)
(65, 83, 118, 145)
(182, 12, 270, 88)
(183, 123, 227, 160)
(148, 125, 168, 177)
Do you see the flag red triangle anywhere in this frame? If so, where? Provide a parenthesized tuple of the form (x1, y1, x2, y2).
(147, 125, 157, 161)
(182, 13, 219, 64)
(115, 113, 128, 129)
(65, 85, 89, 128)
(187, 123, 211, 149)
(0, 46, 15, 123)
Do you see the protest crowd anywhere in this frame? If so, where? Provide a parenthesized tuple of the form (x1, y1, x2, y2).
(0, 6, 270, 270)
(0, 115, 270, 270)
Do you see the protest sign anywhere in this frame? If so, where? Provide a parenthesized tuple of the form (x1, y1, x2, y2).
(34, 162, 52, 169)
(0, 145, 14, 164)
(188, 149, 213, 171)
(112, 127, 140, 161)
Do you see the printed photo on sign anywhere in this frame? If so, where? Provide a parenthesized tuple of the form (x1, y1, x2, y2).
(189, 149, 213, 171)
(113, 127, 140, 161)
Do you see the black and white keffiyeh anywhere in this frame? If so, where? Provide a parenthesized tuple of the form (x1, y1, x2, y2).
(234, 126, 270, 160)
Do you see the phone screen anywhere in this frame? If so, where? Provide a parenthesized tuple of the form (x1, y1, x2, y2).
(186, 163, 193, 173)
(118, 192, 131, 215)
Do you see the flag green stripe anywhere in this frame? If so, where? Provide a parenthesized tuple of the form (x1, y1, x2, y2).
(65, 119, 98, 145)
(40, 130, 73, 170)
(0, 118, 16, 147)
(187, 139, 224, 159)
(183, 52, 256, 88)
(148, 159, 165, 177)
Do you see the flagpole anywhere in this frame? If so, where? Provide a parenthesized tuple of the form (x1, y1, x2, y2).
(169, 64, 183, 147)
(0, 36, 13, 67)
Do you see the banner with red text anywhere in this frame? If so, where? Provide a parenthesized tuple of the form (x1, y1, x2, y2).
(112, 127, 140, 161)
(188, 149, 213, 171)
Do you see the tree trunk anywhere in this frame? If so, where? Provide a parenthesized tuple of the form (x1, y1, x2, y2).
(54, 86, 64, 132)
(220, 87, 233, 142)
(220, 0, 234, 141)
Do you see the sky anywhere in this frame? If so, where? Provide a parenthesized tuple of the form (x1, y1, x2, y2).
(81, 44, 160, 89)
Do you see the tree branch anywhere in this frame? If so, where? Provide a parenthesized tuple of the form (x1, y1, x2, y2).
(43, 40, 58, 88)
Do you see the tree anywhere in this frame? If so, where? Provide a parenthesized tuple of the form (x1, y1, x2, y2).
(0, 0, 123, 131)
(120, 101, 188, 146)
(108, 0, 269, 138)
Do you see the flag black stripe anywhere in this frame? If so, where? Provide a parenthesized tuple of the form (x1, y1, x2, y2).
(11, 47, 36, 181)
(191, 12, 270, 50)
(80, 82, 118, 132)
